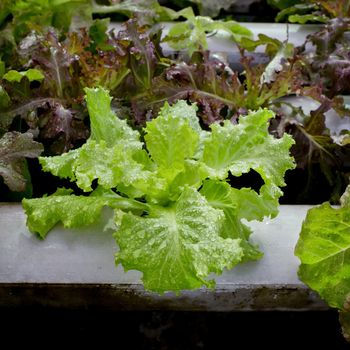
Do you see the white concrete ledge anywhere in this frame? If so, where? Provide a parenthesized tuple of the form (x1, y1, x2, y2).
(0, 204, 328, 310)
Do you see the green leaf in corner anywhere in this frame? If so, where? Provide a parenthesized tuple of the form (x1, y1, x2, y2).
(2, 69, 45, 83)
(115, 187, 243, 293)
(341, 186, 350, 207)
(295, 185, 350, 309)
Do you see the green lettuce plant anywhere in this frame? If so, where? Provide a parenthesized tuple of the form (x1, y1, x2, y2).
(23, 86, 295, 293)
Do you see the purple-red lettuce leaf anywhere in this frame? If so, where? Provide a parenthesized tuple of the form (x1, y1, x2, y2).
(66, 27, 130, 92)
(239, 49, 302, 110)
(2, 20, 167, 155)
(39, 104, 89, 154)
(299, 18, 350, 97)
(313, 0, 350, 18)
(137, 51, 243, 125)
(0, 70, 89, 154)
(0, 131, 43, 192)
(1, 24, 138, 154)
(126, 43, 304, 127)
(116, 19, 161, 92)
(0, 0, 92, 65)
(0, 0, 182, 70)
(18, 30, 78, 99)
(270, 88, 350, 203)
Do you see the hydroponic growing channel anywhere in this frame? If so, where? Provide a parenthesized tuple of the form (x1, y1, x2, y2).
(0, 0, 349, 346)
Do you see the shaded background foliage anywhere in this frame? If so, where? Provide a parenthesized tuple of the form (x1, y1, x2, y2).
(0, 0, 349, 204)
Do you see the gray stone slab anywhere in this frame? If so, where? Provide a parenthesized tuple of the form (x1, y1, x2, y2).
(0, 204, 328, 310)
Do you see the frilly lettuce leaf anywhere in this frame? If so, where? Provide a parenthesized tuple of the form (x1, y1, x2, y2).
(24, 87, 295, 293)
(71, 140, 151, 192)
(201, 109, 295, 194)
(200, 180, 263, 261)
(23, 187, 116, 239)
(144, 101, 200, 183)
(23, 187, 147, 239)
(40, 148, 79, 180)
(40, 87, 146, 191)
(295, 185, 350, 309)
(40, 135, 149, 193)
(115, 187, 243, 293)
(84, 86, 140, 147)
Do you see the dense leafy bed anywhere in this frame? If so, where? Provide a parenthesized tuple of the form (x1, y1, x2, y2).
(0, 2, 350, 334)
(1, 5, 348, 201)
(0, 1, 255, 198)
